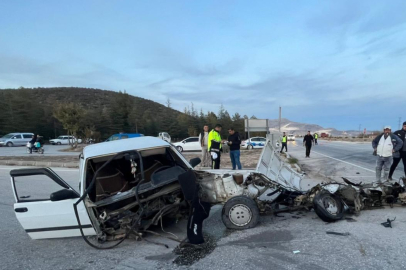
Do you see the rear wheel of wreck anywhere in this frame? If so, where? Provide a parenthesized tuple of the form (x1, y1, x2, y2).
(222, 196, 259, 230)
(313, 192, 344, 222)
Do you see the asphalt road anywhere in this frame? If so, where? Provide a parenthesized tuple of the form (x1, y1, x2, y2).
(0, 145, 79, 156)
(2, 165, 406, 270)
(289, 139, 405, 181)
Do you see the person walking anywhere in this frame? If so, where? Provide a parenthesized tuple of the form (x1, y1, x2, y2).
(389, 122, 406, 180)
(303, 131, 314, 158)
(280, 132, 288, 153)
(198, 125, 210, 167)
(227, 127, 242, 170)
(372, 126, 403, 182)
(314, 133, 319, 145)
(208, 124, 223, 169)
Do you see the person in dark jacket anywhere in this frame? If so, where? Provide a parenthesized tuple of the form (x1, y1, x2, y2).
(389, 122, 406, 180)
(28, 134, 37, 154)
(303, 131, 314, 158)
(227, 127, 242, 170)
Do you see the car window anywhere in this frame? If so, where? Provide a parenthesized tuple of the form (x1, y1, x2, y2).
(185, 138, 198, 143)
(12, 135, 22, 139)
(23, 134, 33, 139)
(251, 138, 259, 142)
(112, 135, 120, 141)
(2, 134, 14, 139)
(57, 136, 63, 139)
(13, 174, 69, 202)
(259, 138, 266, 142)
(121, 135, 129, 139)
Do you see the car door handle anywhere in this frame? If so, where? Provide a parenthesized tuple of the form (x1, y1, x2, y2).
(15, 207, 28, 213)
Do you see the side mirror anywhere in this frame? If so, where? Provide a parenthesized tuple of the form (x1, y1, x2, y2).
(189, 157, 201, 168)
(182, 141, 186, 144)
(50, 189, 79, 201)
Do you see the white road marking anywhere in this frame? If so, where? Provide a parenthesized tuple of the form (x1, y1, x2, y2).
(311, 150, 375, 173)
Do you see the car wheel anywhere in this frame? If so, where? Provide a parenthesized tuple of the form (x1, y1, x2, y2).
(176, 146, 183, 152)
(6, 142, 13, 147)
(313, 192, 344, 222)
(247, 145, 253, 150)
(222, 196, 259, 230)
(57, 142, 61, 145)
(39, 148, 44, 154)
(26, 147, 31, 154)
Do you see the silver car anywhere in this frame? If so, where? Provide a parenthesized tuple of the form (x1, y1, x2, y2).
(0, 133, 34, 147)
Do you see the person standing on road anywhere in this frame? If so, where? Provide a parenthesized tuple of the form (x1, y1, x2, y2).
(303, 131, 314, 158)
(389, 122, 406, 180)
(227, 127, 242, 170)
(280, 132, 288, 153)
(208, 124, 223, 169)
(314, 133, 319, 145)
(199, 125, 210, 167)
(372, 126, 403, 182)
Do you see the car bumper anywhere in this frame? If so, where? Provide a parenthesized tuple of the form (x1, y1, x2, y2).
(0, 142, 5, 146)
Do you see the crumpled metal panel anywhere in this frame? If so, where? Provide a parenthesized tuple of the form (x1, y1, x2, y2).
(256, 133, 304, 190)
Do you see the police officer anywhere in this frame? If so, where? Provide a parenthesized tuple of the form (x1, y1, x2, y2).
(314, 133, 319, 145)
(208, 124, 223, 169)
(280, 132, 288, 153)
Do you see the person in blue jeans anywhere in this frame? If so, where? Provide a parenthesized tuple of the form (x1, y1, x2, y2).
(227, 127, 242, 170)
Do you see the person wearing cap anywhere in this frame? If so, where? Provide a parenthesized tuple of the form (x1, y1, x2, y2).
(389, 122, 406, 180)
(372, 126, 403, 182)
(208, 124, 223, 169)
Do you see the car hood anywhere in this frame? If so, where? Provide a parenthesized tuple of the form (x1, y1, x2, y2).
(255, 133, 303, 190)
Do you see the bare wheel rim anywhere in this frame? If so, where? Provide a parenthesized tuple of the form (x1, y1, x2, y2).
(228, 204, 252, 227)
(323, 197, 339, 215)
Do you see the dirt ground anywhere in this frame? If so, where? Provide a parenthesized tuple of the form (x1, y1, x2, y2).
(0, 150, 263, 169)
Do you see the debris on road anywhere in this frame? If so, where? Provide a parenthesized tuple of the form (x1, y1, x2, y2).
(326, 231, 350, 236)
(381, 217, 396, 228)
(293, 250, 301, 254)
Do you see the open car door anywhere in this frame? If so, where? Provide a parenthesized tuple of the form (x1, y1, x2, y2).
(10, 168, 96, 239)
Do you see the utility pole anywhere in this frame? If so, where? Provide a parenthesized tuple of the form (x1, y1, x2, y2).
(279, 106, 281, 132)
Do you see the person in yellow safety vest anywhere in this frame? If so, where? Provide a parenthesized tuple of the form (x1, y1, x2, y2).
(314, 133, 318, 145)
(280, 132, 288, 153)
(208, 124, 223, 169)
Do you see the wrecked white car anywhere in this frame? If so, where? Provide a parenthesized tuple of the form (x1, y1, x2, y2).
(11, 134, 404, 248)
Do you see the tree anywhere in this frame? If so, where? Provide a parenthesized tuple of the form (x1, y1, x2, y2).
(53, 103, 85, 148)
(166, 98, 171, 108)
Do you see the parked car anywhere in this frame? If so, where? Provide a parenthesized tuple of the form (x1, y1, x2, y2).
(287, 134, 295, 141)
(0, 133, 34, 147)
(105, 133, 144, 142)
(49, 135, 82, 145)
(241, 137, 266, 150)
(10, 134, 378, 248)
(173, 137, 200, 152)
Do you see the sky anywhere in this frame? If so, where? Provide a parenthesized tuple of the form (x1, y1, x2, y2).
(1, 0, 405, 131)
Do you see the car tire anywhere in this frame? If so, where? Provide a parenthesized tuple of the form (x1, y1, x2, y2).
(56, 142, 61, 145)
(39, 148, 44, 154)
(6, 142, 13, 147)
(313, 192, 344, 222)
(177, 146, 183, 152)
(222, 196, 259, 230)
(247, 145, 253, 150)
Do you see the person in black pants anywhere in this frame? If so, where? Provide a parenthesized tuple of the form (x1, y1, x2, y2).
(303, 131, 314, 158)
(389, 122, 406, 180)
(280, 132, 288, 153)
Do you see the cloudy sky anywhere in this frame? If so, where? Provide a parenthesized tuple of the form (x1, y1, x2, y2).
(1, 1, 405, 130)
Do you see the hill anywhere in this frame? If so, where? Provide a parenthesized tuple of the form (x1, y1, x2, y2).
(0, 87, 195, 140)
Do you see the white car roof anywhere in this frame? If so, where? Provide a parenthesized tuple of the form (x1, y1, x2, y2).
(83, 136, 169, 159)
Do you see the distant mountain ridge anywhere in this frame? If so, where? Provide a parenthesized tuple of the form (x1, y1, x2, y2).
(268, 118, 358, 136)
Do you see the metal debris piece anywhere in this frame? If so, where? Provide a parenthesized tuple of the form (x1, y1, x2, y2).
(381, 217, 396, 228)
(345, 217, 356, 222)
(293, 250, 300, 254)
(326, 231, 350, 236)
